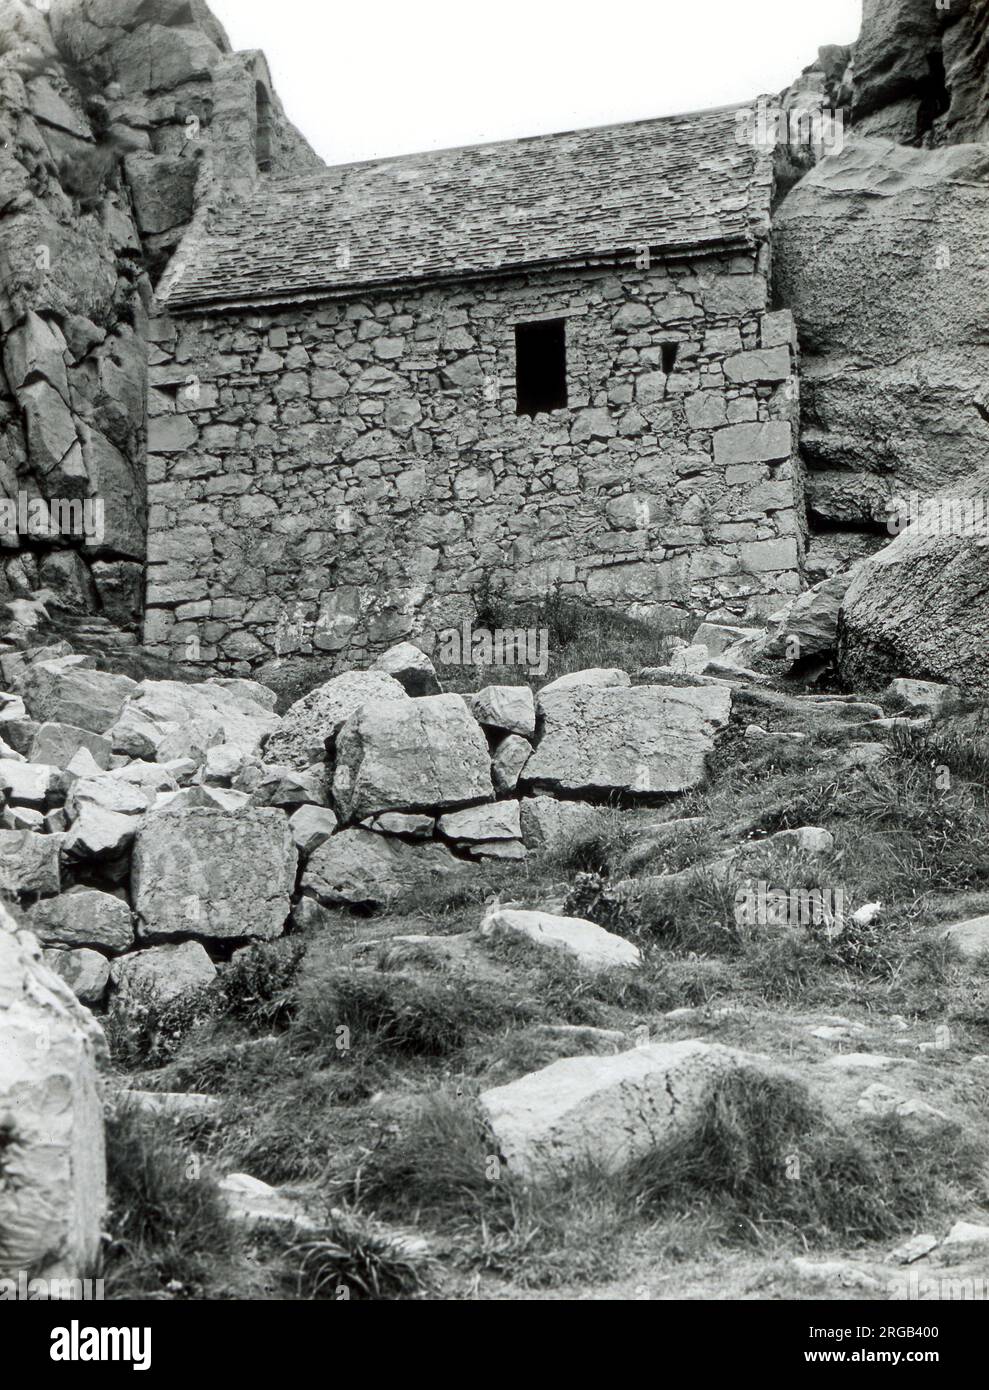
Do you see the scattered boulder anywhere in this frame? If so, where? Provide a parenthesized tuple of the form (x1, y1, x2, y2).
(941, 915, 989, 961)
(887, 678, 960, 718)
(264, 670, 409, 769)
(480, 906, 641, 972)
(519, 796, 603, 852)
(366, 812, 435, 839)
(288, 804, 338, 858)
(28, 723, 112, 771)
(24, 661, 137, 734)
(302, 828, 464, 908)
(0, 760, 57, 806)
(28, 887, 133, 953)
(524, 684, 731, 797)
(42, 947, 111, 1008)
(333, 693, 493, 822)
(0, 905, 106, 1282)
(0, 828, 62, 896)
(110, 940, 217, 1006)
(63, 805, 138, 864)
(371, 642, 441, 696)
(491, 734, 532, 795)
(250, 764, 329, 809)
(470, 685, 536, 737)
(480, 1039, 750, 1181)
(438, 802, 522, 844)
(132, 807, 297, 943)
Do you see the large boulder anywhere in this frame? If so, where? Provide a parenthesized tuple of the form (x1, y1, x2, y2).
(301, 828, 464, 908)
(132, 806, 297, 943)
(333, 693, 493, 822)
(480, 1040, 750, 1181)
(112, 679, 281, 764)
(0, 905, 106, 1282)
(264, 670, 409, 769)
(837, 466, 989, 695)
(774, 139, 989, 523)
(24, 661, 137, 734)
(524, 684, 731, 798)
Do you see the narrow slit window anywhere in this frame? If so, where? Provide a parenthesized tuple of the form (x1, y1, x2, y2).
(661, 342, 679, 375)
(515, 319, 567, 417)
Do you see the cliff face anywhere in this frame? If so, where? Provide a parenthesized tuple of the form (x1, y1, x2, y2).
(852, 0, 989, 146)
(774, 0, 989, 581)
(0, 0, 320, 637)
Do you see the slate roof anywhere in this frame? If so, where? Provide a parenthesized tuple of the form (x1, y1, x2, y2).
(161, 102, 774, 312)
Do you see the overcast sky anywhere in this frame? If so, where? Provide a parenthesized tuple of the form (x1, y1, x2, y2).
(209, 0, 863, 167)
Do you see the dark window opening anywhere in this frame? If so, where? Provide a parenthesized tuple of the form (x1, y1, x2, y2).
(515, 319, 567, 417)
(661, 342, 679, 375)
(255, 83, 273, 172)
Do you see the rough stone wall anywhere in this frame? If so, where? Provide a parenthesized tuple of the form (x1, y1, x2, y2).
(143, 253, 803, 679)
(0, 0, 320, 638)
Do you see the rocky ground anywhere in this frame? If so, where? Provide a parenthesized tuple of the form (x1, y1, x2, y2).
(3, 597, 987, 1301)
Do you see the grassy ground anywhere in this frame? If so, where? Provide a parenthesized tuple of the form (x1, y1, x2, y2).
(97, 612, 989, 1301)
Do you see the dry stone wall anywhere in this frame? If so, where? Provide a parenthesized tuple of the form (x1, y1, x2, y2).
(144, 252, 803, 679)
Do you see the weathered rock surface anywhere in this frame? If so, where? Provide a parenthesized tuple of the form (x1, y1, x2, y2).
(132, 806, 297, 942)
(837, 465, 989, 696)
(302, 828, 464, 908)
(110, 939, 216, 1005)
(480, 907, 641, 972)
(28, 887, 133, 953)
(333, 693, 493, 821)
(480, 1039, 750, 1181)
(0, 828, 62, 895)
(519, 796, 603, 851)
(775, 139, 989, 524)
(0, 905, 106, 1281)
(28, 723, 113, 770)
(851, 0, 989, 145)
(941, 915, 989, 961)
(491, 734, 532, 795)
(288, 803, 338, 857)
(470, 686, 536, 737)
(43, 947, 111, 1008)
(524, 684, 731, 797)
(438, 802, 521, 844)
(24, 662, 137, 734)
(265, 670, 409, 769)
(370, 642, 441, 696)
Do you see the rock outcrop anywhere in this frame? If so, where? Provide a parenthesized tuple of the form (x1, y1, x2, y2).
(775, 139, 989, 545)
(851, 0, 989, 146)
(0, 902, 106, 1282)
(0, 0, 321, 634)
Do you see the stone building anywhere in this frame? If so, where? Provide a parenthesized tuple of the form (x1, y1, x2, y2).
(149, 103, 803, 678)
